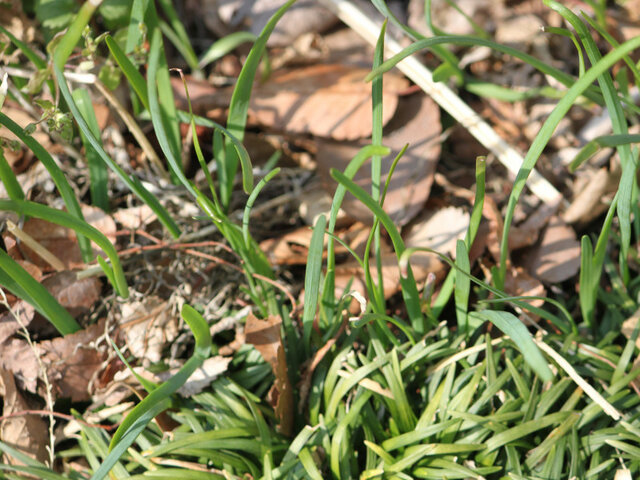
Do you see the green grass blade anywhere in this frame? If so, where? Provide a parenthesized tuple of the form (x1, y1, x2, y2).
(242, 168, 281, 249)
(455, 240, 470, 334)
(156, 0, 200, 71)
(0, 25, 46, 69)
(303, 214, 326, 351)
(469, 310, 553, 381)
(0, 199, 128, 298)
(71, 88, 109, 210)
(95, 305, 211, 478)
(126, 0, 150, 53)
(199, 32, 257, 68)
(322, 145, 390, 322)
(52, 0, 100, 69)
(147, 28, 183, 182)
(432, 157, 485, 321)
(159, 21, 199, 70)
(483, 411, 570, 453)
(220, 0, 296, 207)
(570, 134, 640, 171)
(105, 34, 149, 110)
(0, 112, 92, 261)
(0, 148, 25, 201)
(0, 249, 79, 334)
(330, 169, 424, 333)
(365, 36, 604, 105)
(545, 0, 635, 286)
(495, 32, 640, 288)
(53, 64, 181, 238)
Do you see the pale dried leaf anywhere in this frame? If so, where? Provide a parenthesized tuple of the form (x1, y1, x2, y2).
(245, 313, 293, 435)
(251, 63, 407, 140)
(0, 368, 48, 465)
(524, 215, 580, 283)
(404, 206, 469, 257)
(120, 297, 178, 366)
(154, 356, 232, 397)
(0, 338, 38, 393)
(42, 272, 102, 317)
(37, 319, 106, 402)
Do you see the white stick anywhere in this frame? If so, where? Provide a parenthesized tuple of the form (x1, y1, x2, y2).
(319, 0, 563, 207)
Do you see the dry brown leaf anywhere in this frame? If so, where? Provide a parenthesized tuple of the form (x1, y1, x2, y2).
(0, 338, 39, 393)
(245, 313, 293, 436)
(563, 166, 619, 224)
(174, 64, 406, 141)
(42, 272, 102, 318)
(523, 215, 580, 284)
(0, 303, 34, 344)
(504, 266, 545, 310)
(113, 204, 158, 230)
(120, 297, 179, 366)
(250, 63, 407, 140)
(317, 94, 441, 226)
(404, 206, 470, 258)
(37, 319, 106, 402)
(0, 368, 48, 465)
(260, 227, 316, 266)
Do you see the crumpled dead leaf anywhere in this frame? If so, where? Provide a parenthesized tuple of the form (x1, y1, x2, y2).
(120, 296, 179, 366)
(0, 368, 48, 465)
(245, 313, 293, 436)
(42, 272, 102, 318)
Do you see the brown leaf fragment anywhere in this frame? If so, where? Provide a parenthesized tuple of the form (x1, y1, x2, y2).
(245, 313, 293, 436)
(317, 93, 441, 226)
(0, 338, 38, 393)
(0, 302, 34, 344)
(251, 63, 407, 140)
(113, 204, 158, 230)
(0, 368, 48, 465)
(504, 266, 545, 310)
(563, 166, 619, 224)
(523, 215, 580, 284)
(42, 272, 102, 318)
(120, 297, 178, 366)
(37, 319, 107, 402)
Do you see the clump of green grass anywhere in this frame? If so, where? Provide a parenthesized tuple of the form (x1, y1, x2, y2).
(1, 0, 640, 479)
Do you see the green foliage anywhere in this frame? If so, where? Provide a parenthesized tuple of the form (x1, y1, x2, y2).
(1, 0, 640, 478)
